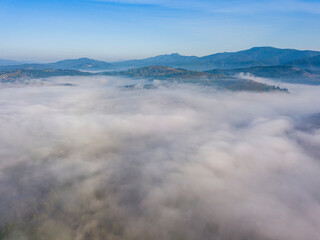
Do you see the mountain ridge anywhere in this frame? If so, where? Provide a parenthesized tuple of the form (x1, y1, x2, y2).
(1, 47, 320, 71)
(1, 66, 287, 92)
(0, 59, 30, 66)
(206, 66, 320, 85)
(286, 55, 320, 70)
(0, 58, 113, 71)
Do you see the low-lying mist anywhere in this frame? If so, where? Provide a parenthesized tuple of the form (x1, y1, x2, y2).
(0, 76, 320, 240)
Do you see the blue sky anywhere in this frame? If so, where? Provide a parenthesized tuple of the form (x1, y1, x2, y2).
(1, 0, 320, 62)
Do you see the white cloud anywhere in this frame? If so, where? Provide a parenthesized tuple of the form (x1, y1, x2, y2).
(0, 76, 320, 239)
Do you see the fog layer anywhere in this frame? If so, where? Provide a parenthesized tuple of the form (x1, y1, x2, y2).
(0, 76, 320, 240)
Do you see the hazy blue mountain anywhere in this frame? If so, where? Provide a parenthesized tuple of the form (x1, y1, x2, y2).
(0, 58, 113, 71)
(49, 58, 113, 70)
(1, 47, 320, 71)
(199, 47, 320, 70)
(113, 53, 200, 69)
(286, 55, 320, 71)
(206, 66, 320, 85)
(112, 47, 320, 71)
(0, 59, 29, 66)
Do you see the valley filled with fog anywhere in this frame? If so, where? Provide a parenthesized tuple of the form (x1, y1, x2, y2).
(0, 76, 320, 240)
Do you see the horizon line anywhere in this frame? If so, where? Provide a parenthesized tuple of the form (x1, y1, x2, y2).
(2, 45, 320, 64)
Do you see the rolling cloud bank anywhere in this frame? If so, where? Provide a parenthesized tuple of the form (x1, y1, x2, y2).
(0, 76, 320, 240)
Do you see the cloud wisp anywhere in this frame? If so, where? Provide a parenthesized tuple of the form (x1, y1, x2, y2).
(0, 76, 320, 240)
(94, 0, 320, 14)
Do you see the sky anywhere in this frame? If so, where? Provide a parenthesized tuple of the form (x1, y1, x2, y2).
(1, 0, 320, 62)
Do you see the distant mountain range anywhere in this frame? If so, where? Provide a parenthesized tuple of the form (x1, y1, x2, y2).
(51, 58, 113, 70)
(0, 58, 113, 71)
(112, 47, 320, 71)
(0, 59, 29, 66)
(1, 47, 320, 71)
(113, 53, 200, 70)
(200, 47, 320, 69)
(1, 47, 320, 86)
